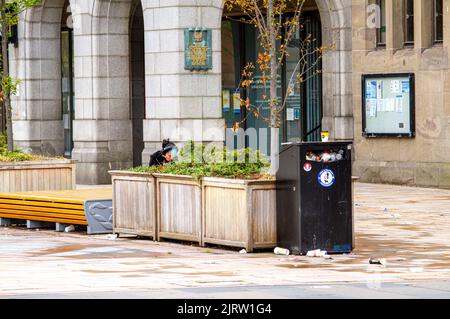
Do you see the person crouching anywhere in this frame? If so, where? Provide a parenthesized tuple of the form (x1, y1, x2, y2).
(149, 139, 178, 166)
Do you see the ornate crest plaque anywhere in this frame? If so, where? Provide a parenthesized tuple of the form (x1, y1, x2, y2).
(184, 28, 212, 71)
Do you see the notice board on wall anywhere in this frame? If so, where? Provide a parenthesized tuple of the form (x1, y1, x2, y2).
(362, 73, 415, 137)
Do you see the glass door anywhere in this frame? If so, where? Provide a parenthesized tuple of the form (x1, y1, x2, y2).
(284, 19, 303, 143)
(284, 12, 322, 143)
(302, 13, 322, 142)
(221, 11, 322, 155)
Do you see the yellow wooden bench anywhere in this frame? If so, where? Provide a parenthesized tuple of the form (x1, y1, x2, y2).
(0, 188, 112, 234)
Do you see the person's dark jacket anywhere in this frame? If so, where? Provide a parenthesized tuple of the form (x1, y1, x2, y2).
(149, 139, 177, 167)
(149, 150, 169, 167)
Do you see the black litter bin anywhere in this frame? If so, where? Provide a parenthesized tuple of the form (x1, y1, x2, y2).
(276, 141, 353, 255)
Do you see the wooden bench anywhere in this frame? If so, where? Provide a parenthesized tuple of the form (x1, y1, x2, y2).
(0, 188, 113, 234)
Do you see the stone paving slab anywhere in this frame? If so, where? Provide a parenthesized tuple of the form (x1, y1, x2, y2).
(0, 182, 450, 298)
(5, 282, 450, 299)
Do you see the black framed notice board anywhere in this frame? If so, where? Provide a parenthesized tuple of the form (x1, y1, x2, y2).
(362, 73, 415, 137)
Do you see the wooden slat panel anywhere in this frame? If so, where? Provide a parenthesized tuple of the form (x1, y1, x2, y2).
(202, 179, 277, 251)
(11, 170, 17, 192)
(251, 188, 277, 245)
(38, 168, 45, 191)
(20, 169, 26, 191)
(26, 167, 33, 192)
(48, 169, 58, 190)
(204, 185, 246, 243)
(1, 170, 8, 192)
(0, 162, 76, 192)
(63, 169, 68, 190)
(43, 169, 50, 191)
(113, 176, 155, 237)
(159, 181, 201, 239)
(32, 169, 38, 191)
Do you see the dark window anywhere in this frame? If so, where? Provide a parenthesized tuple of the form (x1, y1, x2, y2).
(61, 0, 74, 158)
(404, 0, 414, 45)
(434, 0, 443, 43)
(376, 0, 386, 47)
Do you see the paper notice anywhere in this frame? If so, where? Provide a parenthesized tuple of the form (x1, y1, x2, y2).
(390, 80, 401, 94)
(233, 92, 241, 113)
(294, 108, 300, 120)
(385, 98, 395, 112)
(377, 99, 385, 112)
(222, 90, 230, 111)
(287, 108, 295, 121)
(366, 99, 377, 117)
(377, 81, 383, 99)
(402, 80, 410, 93)
(395, 96, 403, 113)
(366, 80, 377, 99)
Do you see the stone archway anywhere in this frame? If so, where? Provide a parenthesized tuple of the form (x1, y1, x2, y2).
(215, 0, 353, 141)
(11, 0, 69, 156)
(69, 0, 136, 184)
(314, 0, 353, 141)
(13, 0, 139, 183)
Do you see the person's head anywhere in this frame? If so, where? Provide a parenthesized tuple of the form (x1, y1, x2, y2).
(162, 139, 173, 150)
(161, 139, 178, 162)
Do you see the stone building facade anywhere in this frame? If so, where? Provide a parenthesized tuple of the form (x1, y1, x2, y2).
(353, 0, 450, 188)
(9, 0, 352, 185)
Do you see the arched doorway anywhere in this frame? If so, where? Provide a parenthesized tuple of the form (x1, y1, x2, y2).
(130, 0, 145, 167)
(61, 0, 74, 158)
(11, 0, 73, 156)
(221, 1, 323, 154)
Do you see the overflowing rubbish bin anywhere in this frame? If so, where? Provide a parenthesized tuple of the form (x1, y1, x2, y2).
(276, 141, 353, 255)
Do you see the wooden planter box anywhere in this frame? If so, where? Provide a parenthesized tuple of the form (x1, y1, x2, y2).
(110, 171, 156, 239)
(0, 160, 76, 192)
(202, 177, 277, 252)
(155, 174, 202, 244)
(110, 171, 277, 252)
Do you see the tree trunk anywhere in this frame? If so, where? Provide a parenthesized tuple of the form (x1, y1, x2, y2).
(268, 0, 279, 175)
(1, 0, 14, 152)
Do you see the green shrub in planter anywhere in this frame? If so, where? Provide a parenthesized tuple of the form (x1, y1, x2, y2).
(129, 142, 270, 179)
(0, 134, 34, 162)
(0, 134, 61, 162)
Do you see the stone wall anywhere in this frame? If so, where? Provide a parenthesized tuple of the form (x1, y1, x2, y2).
(352, 0, 450, 188)
(10, 0, 354, 185)
(141, 0, 225, 163)
(69, 0, 134, 184)
(315, 0, 354, 141)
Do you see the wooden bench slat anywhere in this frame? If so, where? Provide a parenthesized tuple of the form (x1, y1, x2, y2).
(0, 212, 87, 225)
(0, 204, 85, 215)
(0, 199, 84, 210)
(0, 209, 86, 220)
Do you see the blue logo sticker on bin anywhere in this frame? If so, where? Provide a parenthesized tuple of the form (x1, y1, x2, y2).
(318, 169, 335, 188)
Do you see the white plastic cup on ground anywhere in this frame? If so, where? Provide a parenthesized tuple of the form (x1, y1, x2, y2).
(274, 247, 290, 256)
(307, 249, 322, 257)
(64, 225, 75, 233)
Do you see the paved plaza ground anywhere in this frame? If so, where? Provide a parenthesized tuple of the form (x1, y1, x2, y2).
(1, 182, 450, 298)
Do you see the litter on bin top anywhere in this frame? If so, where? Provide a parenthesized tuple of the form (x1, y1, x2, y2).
(306, 149, 345, 163)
